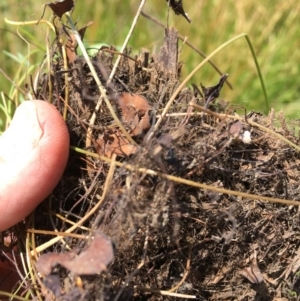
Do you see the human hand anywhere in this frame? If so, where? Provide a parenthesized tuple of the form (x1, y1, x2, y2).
(0, 100, 69, 295)
(0, 100, 69, 231)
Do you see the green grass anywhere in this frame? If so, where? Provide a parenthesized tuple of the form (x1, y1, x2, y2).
(1, 0, 300, 131)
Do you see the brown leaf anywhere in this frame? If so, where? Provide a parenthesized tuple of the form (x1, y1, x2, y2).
(36, 250, 76, 276)
(96, 130, 137, 158)
(201, 74, 228, 107)
(36, 231, 114, 276)
(209, 264, 233, 285)
(229, 121, 243, 138)
(65, 22, 93, 63)
(238, 250, 264, 284)
(117, 92, 152, 136)
(48, 0, 74, 18)
(201, 202, 218, 210)
(239, 265, 264, 284)
(65, 33, 77, 63)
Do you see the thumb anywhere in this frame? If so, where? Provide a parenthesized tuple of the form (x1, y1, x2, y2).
(0, 100, 69, 231)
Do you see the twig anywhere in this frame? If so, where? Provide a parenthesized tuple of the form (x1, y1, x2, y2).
(30, 154, 116, 255)
(108, 0, 147, 84)
(27, 229, 86, 239)
(168, 243, 192, 292)
(135, 286, 196, 299)
(5, 18, 55, 32)
(61, 45, 69, 119)
(70, 146, 300, 207)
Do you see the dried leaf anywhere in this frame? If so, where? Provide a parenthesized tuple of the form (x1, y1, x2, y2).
(36, 231, 114, 276)
(65, 22, 93, 63)
(209, 265, 233, 285)
(166, 0, 191, 23)
(201, 74, 228, 106)
(229, 121, 243, 138)
(239, 265, 264, 284)
(36, 251, 75, 276)
(238, 250, 264, 284)
(118, 92, 152, 136)
(65, 33, 77, 63)
(279, 248, 300, 280)
(48, 0, 74, 18)
(96, 130, 137, 158)
(201, 202, 218, 210)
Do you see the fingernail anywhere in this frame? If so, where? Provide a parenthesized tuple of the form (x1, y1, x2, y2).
(0, 101, 43, 162)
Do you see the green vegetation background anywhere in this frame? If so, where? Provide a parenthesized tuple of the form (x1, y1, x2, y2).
(1, 0, 300, 130)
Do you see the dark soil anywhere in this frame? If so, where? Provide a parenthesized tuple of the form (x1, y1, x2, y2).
(11, 13, 300, 301)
